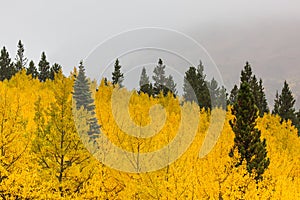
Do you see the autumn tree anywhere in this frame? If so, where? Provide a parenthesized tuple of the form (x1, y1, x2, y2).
(229, 81, 270, 181)
(112, 59, 124, 87)
(33, 71, 94, 197)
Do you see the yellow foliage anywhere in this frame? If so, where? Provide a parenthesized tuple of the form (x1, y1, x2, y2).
(0, 72, 299, 199)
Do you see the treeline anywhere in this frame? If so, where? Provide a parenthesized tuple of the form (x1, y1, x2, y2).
(108, 56, 300, 136)
(0, 42, 299, 198)
(0, 40, 61, 82)
(1, 41, 300, 136)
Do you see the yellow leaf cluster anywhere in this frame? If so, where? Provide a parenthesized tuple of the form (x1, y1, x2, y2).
(0, 72, 299, 199)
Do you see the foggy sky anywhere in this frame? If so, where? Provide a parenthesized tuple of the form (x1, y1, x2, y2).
(1, 0, 300, 108)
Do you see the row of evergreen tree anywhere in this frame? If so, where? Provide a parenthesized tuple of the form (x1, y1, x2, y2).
(0, 40, 61, 82)
(227, 62, 300, 136)
(108, 58, 300, 136)
(1, 40, 299, 135)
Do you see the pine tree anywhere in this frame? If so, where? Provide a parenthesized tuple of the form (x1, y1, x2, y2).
(272, 91, 280, 115)
(273, 81, 297, 127)
(183, 61, 210, 109)
(217, 85, 227, 109)
(139, 67, 153, 96)
(240, 61, 252, 83)
(50, 63, 62, 80)
(152, 58, 167, 96)
(0, 46, 15, 81)
(183, 66, 198, 102)
(165, 75, 177, 96)
(38, 52, 50, 82)
(228, 84, 239, 105)
(196, 61, 211, 109)
(239, 62, 269, 116)
(296, 110, 300, 136)
(73, 61, 100, 139)
(208, 78, 219, 108)
(256, 78, 269, 116)
(112, 59, 124, 87)
(229, 82, 270, 181)
(15, 40, 28, 71)
(26, 60, 38, 78)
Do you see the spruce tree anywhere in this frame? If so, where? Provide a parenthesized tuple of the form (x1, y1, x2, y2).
(228, 84, 239, 105)
(139, 67, 153, 96)
(217, 86, 227, 109)
(38, 52, 50, 82)
(296, 110, 300, 136)
(257, 78, 269, 116)
(73, 61, 100, 139)
(272, 91, 280, 115)
(207, 78, 220, 108)
(183, 66, 198, 102)
(0, 46, 15, 81)
(152, 58, 167, 96)
(165, 74, 177, 96)
(15, 40, 28, 71)
(183, 61, 210, 109)
(26, 60, 38, 78)
(229, 81, 270, 181)
(196, 61, 211, 109)
(111, 59, 124, 87)
(239, 62, 269, 116)
(50, 63, 62, 80)
(273, 81, 298, 127)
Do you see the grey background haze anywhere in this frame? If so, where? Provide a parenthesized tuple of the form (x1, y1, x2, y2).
(1, 0, 300, 108)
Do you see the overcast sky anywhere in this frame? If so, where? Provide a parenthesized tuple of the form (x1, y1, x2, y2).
(1, 0, 300, 107)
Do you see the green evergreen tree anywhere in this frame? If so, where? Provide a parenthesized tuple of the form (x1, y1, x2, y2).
(183, 66, 198, 102)
(50, 63, 62, 80)
(207, 78, 219, 108)
(273, 81, 298, 129)
(228, 84, 239, 105)
(104, 77, 108, 86)
(272, 91, 280, 115)
(239, 62, 269, 116)
(240, 61, 253, 83)
(296, 110, 300, 136)
(256, 78, 269, 116)
(0, 46, 15, 81)
(38, 52, 50, 82)
(183, 61, 211, 109)
(229, 81, 270, 181)
(73, 61, 100, 139)
(139, 67, 153, 96)
(217, 85, 227, 109)
(15, 40, 28, 71)
(165, 74, 177, 96)
(196, 61, 211, 109)
(112, 59, 124, 87)
(152, 58, 167, 96)
(26, 60, 38, 78)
